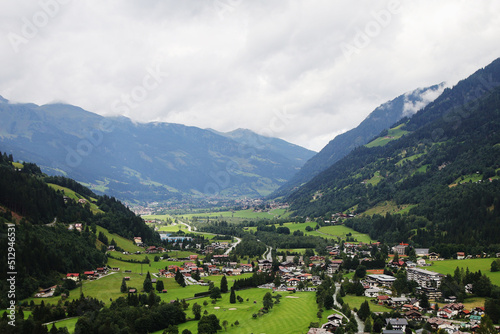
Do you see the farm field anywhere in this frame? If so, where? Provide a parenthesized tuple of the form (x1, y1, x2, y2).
(175, 208, 288, 221)
(421, 258, 500, 286)
(157, 289, 335, 334)
(317, 225, 375, 244)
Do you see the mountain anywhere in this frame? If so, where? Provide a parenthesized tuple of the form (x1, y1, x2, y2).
(210, 128, 315, 164)
(287, 57, 500, 252)
(272, 83, 446, 198)
(0, 100, 315, 202)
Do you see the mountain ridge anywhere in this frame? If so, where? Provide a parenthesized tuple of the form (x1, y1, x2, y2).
(0, 98, 315, 202)
(271, 83, 446, 198)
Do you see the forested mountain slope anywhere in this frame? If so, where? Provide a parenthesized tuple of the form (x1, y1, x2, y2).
(272, 83, 445, 198)
(287, 58, 500, 252)
(0, 155, 158, 304)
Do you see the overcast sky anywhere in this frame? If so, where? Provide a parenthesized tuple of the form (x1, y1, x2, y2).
(1, 1, 500, 151)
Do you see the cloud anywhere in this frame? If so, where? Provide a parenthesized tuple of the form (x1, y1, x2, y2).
(0, 0, 500, 151)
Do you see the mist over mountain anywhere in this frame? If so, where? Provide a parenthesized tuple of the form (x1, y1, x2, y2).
(272, 83, 446, 198)
(0, 100, 315, 202)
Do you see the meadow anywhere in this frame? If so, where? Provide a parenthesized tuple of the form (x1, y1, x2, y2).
(421, 258, 500, 286)
(342, 294, 391, 313)
(159, 289, 335, 334)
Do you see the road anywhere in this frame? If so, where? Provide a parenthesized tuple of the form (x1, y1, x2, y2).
(264, 245, 273, 261)
(334, 283, 364, 333)
(224, 236, 242, 255)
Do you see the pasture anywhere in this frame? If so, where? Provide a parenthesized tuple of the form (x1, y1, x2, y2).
(421, 258, 500, 286)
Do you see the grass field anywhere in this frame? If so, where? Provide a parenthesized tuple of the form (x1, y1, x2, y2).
(158, 223, 190, 233)
(366, 124, 409, 148)
(342, 294, 390, 313)
(96, 226, 143, 253)
(47, 183, 102, 214)
(176, 208, 288, 220)
(155, 289, 336, 334)
(362, 201, 417, 216)
(51, 317, 79, 333)
(12, 162, 24, 169)
(317, 225, 375, 244)
(422, 258, 500, 286)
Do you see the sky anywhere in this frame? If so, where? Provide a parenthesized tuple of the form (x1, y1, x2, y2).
(1, 1, 500, 151)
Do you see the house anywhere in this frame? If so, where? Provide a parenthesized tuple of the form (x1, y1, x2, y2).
(392, 243, 409, 255)
(189, 254, 198, 261)
(133, 237, 143, 246)
(377, 295, 391, 304)
(456, 252, 465, 260)
(365, 287, 381, 298)
(428, 252, 440, 260)
(417, 258, 427, 266)
(84, 271, 97, 279)
(320, 314, 344, 332)
(386, 318, 408, 331)
(405, 310, 423, 321)
(415, 248, 429, 257)
(307, 329, 330, 334)
(66, 273, 79, 281)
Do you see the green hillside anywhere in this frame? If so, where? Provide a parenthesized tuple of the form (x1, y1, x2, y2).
(288, 58, 500, 254)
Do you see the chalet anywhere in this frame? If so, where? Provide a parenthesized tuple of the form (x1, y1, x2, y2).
(128, 288, 137, 293)
(74, 223, 83, 232)
(437, 308, 454, 319)
(240, 264, 253, 272)
(84, 271, 97, 279)
(162, 289, 168, 293)
(189, 254, 198, 261)
(96, 267, 107, 274)
(287, 278, 300, 286)
(405, 310, 423, 321)
(377, 295, 391, 304)
(406, 261, 417, 268)
(34, 285, 58, 298)
(124, 276, 130, 281)
(133, 237, 143, 246)
(386, 318, 408, 331)
(428, 252, 439, 260)
(321, 314, 343, 332)
(456, 252, 465, 260)
(66, 273, 79, 281)
(258, 259, 272, 271)
(146, 246, 158, 253)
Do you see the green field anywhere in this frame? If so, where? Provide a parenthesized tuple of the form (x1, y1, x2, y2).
(366, 124, 409, 148)
(47, 183, 102, 214)
(12, 162, 24, 169)
(96, 226, 143, 253)
(176, 208, 288, 220)
(157, 289, 336, 334)
(421, 258, 500, 286)
(342, 294, 390, 313)
(51, 317, 79, 333)
(362, 201, 416, 216)
(317, 225, 375, 244)
(158, 223, 190, 233)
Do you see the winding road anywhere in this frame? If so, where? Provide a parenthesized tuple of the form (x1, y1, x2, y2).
(333, 283, 364, 333)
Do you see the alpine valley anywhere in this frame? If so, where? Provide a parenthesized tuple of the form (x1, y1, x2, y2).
(2, 58, 500, 334)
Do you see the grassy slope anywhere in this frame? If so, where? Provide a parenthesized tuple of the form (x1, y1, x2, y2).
(343, 294, 391, 313)
(96, 226, 143, 253)
(365, 124, 409, 148)
(317, 225, 375, 244)
(47, 183, 102, 214)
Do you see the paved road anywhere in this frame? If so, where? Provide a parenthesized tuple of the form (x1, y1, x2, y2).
(224, 236, 242, 255)
(334, 283, 364, 333)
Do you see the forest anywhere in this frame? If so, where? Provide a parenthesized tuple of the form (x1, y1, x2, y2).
(288, 68, 500, 251)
